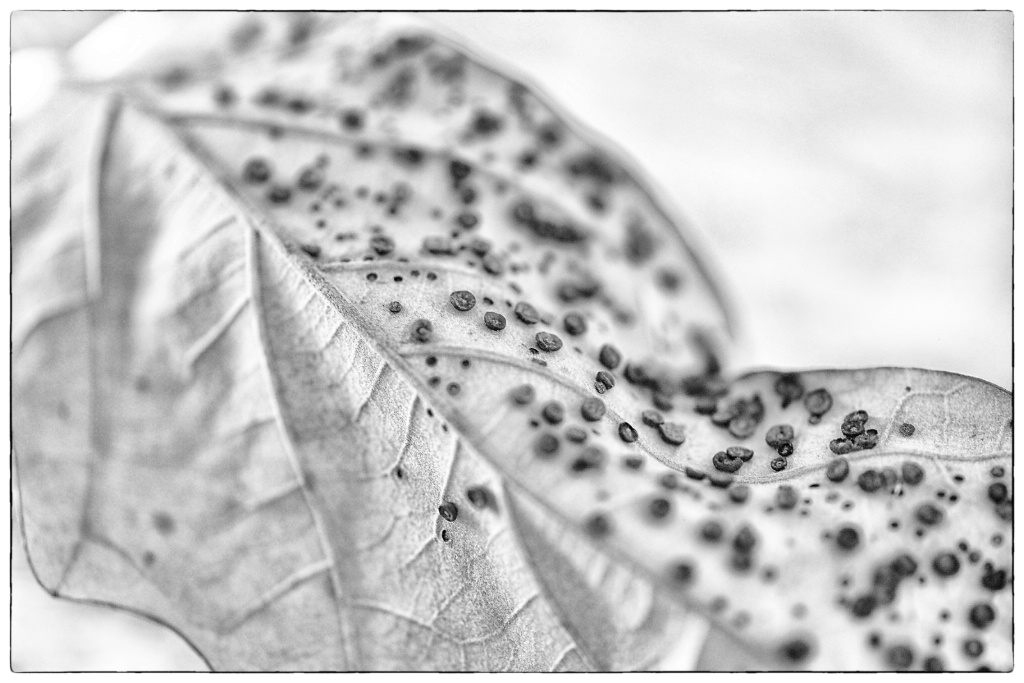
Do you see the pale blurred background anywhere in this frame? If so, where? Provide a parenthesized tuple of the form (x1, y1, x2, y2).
(10, 10, 1011, 671)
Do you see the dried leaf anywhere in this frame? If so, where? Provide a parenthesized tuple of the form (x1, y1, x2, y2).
(13, 12, 1010, 672)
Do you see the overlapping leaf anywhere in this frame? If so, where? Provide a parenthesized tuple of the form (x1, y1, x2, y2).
(12, 12, 1010, 672)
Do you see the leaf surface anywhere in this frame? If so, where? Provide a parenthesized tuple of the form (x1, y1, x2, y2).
(12, 12, 1010, 672)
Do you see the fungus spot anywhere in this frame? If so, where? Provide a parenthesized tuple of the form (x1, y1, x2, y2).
(765, 424, 795, 448)
(932, 552, 960, 577)
(775, 373, 804, 408)
(563, 312, 587, 336)
(510, 384, 535, 406)
(438, 501, 459, 522)
(770, 456, 788, 472)
(535, 331, 563, 352)
(534, 433, 560, 458)
(581, 397, 606, 422)
(804, 388, 833, 418)
(483, 311, 506, 331)
(514, 302, 541, 324)
(542, 401, 564, 424)
(388, 301, 402, 314)
(618, 422, 638, 443)
(712, 451, 743, 474)
(968, 603, 996, 629)
(658, 422, 686, 445)
(901, 461, 925, 486)
(671, 561, 695, 586)
(775, 485, 798, 510)
(641, 410, 664, 427)
(915, 503, 944, 526)
(411, 318, 433, 343)
(899, 422, 916, 437)
(585, 513, 612, 538)
(598, 344, 621, 369)
(835, 526, 860, 551)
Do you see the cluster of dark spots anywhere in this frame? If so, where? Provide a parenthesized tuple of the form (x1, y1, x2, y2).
(775, 485, 798, 510)
(541, 401, 564, 424)
(411, 319, 433, 343)
(438, 501, 459, 522)
(514, 301, 541, 324)
(534, 433, 560, 458)
(774, 373, 804, 408)
(658, 422, 686, 446)
(594, 371, 616, 394)
(826, 457, 850, 482)
(565, 426, 587, 443)
(710, 394, 765, 440)
(803, 388, 833, 423)
(509, 199, 589, 244)
(510, 384, 535, 405)
(571, 446, 607, 473)
(830, 410, 878, 454)
(712, 450, 743, 474)
(617, 422, 638, 443)
(535, 331, 563, 352)
(483, 311, 506, 331)
(581, 397, 606, 422)
(565, 151, 621, 185)
(981, 564, 1007, 591)
(932, 552, 960, 577)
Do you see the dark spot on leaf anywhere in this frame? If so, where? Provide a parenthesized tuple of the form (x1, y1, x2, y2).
(916, 503, 944, 526)
(585, 513, 611, 538)
(658, 422, 686, 445)
(449, 290, 476, 312)
(483, 311, 506, 331)
(534, 433, 559, 458)
(962, 639, 984, 659)
(438, 501, 458, 522)
(535, 331, 563, 352)
(581, 397, 606, 422)
(932, 552, 960, 577)
(804, 388, 833, 418)
(510, 384, 535, 405)
(617, 422, 638, 443)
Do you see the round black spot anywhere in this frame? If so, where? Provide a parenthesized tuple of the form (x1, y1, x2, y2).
(455, 211, 479, 229)
(341, 109, 364, 131)
(968, 603, 996, 629)
(828, 438, 854, 456)
(776, 441, 795, 457)
(851, 595, 876, 618)
(585, 513, 611, 538)
(923, 656, 944, 672)
(243, 157, 272, 183)
(267, 185, 291, 204)
(700, 520, 724, 543)
(411, 319, 433, 343)
(804, 388, 833, 417)
(733, 525, 758, 553)
(297, 167, 323, 191)
(483, 311, 506, 331)
(728, 416, 758, 440)
(987, 482, 1008, 503)
(671, 561, 695, 585)
(775, 373, 804, 408)
(532, 402, 562, 427)
(466, 486, 493, 509)
(641, 410, 664, 427)
(886, 644, 914, 670)
(901, 461, 925, 486)
(440, 528, 451, 542)
(563, 312, 587, 336)
(581, 397, 606, 422)
(899, 422, 916, 437)
(932, 552, 960, 577)
(514, 302, 541, 324)
(658, 422, 687, 446)
(982, 568, 1007, 591)
(388, 301, 402, 314)
(890, 554, 918, 577)
(962, 639, 984, 659)
(916, 503, 944, 526)
(836, 526, 860, 550)
(880, 467, 899, 493)
(729, 485, 751, 504)
(618, 422, 638, 443)
(648, 497, 672, 520)
(712, 451, 743, 474)
(776, 485, 798, 510)
(780, 638, 812, 662)
(535, 331, 563, 352)
(450, 290, 476, 312)
(438, 501, 459, 522)
(858, 470, 882, 493)
(684, 466, 706, 481)
(991, 465, 1005, 478)
(534, 433, 560, 458)
(598, 344, 621, 369)
(765, 424, 794, 448)
(510, 384, 535, 405)
(770, 456, 787, 472)
(826, 458, 850, 482)
(562, 427, 588, 445)
(446, 382, 460, 396)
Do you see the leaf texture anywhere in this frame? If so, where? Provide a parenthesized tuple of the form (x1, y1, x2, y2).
(13, 12, 1010, 672)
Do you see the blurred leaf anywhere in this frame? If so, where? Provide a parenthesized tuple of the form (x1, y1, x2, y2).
(11, 10, 114, 52)
(12, 12, 1010, 672)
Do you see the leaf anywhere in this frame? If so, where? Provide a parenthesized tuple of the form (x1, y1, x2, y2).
(12, 12, 1010, 672)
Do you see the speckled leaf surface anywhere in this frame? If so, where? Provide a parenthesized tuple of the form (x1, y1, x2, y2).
(12, 12, 1010, 673)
